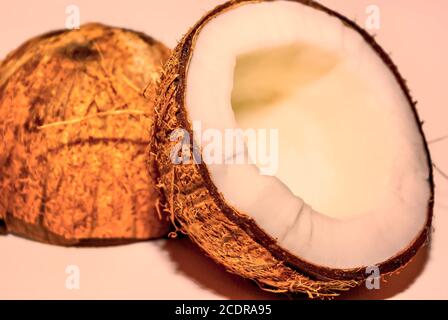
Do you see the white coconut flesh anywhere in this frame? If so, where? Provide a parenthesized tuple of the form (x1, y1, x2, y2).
(185, 1, 430, 269)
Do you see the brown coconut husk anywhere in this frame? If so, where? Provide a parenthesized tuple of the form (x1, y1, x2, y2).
(151, 0, 433, 298)
(0, 23, 171, 245)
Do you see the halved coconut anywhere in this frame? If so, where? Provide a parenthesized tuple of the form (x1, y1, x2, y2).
(0, 23, 171, 245)
(152, 0, 433, 296)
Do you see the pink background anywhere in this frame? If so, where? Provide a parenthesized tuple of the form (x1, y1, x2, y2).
(0, 0, 447, 299)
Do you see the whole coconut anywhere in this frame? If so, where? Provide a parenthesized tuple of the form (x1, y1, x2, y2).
(151, 0, 432, 298)
(0, 23, 171, 245)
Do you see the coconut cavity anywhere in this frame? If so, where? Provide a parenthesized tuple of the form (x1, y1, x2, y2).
(184, 0, 431, 271)
(0, 23, 171, 245)
(232, 43, 395, 219)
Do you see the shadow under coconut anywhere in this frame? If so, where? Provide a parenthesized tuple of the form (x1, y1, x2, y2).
(164, 235, 430, 300)
(338, 245, 430, 300)
(162, 236, 285, 300)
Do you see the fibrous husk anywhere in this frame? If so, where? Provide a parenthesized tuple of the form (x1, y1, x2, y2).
(151, 0, 433, 298)
(0, 23, 171, 245)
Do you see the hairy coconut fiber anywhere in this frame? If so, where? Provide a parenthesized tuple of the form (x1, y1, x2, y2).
(151, 0, 433, 298)
(0, 23, 171, 245)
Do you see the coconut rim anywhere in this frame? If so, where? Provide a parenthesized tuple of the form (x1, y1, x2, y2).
(155, 0, 434, 281)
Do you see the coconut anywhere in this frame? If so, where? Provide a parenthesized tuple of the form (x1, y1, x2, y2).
(152, 0, 434, 297)
(0, 23, 171, 245)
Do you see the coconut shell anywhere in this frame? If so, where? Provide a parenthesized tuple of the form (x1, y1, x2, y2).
(0, 23, 171, 245)
(151, 0, 433, 297)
